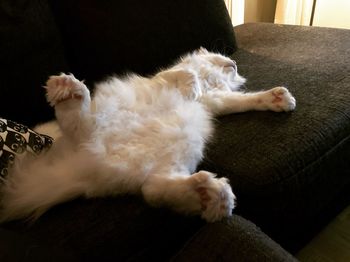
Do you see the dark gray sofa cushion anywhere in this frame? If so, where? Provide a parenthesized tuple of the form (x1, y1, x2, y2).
(200, 23, 350, 252)
(48, 0, 237, 83)
(0, 0, 69, 127)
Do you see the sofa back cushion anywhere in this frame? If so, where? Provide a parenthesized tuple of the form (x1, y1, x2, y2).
(0, 0, 69, 126)
(49, 0, 237, 83)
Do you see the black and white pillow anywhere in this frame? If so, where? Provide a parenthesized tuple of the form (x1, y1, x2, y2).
(0, 118, 53, 180)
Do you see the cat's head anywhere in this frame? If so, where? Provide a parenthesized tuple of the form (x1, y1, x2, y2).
(180, 47, 246, 92)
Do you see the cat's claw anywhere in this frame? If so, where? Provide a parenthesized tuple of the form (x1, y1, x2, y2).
(192, 171, 235, 222)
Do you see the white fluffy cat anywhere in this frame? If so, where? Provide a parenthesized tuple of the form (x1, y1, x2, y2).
(0, 48, 296, 222)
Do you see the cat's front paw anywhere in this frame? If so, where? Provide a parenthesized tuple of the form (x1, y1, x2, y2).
(192, 171, 235, 222)
(45, 73, 89, 106)
(157, 69, 202, 100)
(175, 69, 202, 100)
(264, 87, 296, 112)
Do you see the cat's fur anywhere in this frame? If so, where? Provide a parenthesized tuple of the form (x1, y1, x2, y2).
(0, 48, 296, 222)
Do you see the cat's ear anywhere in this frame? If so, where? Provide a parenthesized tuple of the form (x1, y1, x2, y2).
(195, 47, 209, 55)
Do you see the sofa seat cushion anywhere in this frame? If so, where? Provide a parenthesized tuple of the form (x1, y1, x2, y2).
(3, 197, 206, 261)
(2, 197, 295, 261)
(200, 23, 350, 252)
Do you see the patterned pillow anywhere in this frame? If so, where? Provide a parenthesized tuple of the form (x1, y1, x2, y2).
(0, 118, 53, 181)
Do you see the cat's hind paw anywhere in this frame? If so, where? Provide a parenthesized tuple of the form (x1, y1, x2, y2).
(45, 73, 89, 106)
(192, 171, 235, 222)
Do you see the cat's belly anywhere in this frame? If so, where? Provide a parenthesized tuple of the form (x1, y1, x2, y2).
(90, 100, 213, 175)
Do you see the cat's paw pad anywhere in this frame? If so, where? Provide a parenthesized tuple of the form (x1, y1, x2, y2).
(267, 87, 296, 112)
(192, 171, 235, 222)
(45, 73, 89, 106)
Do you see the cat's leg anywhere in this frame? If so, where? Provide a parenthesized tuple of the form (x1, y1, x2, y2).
(45, 73, 93, 142)
(141, 170, 235, 222)
(155, 68, 202, 100)
(201, 87, 296, 116)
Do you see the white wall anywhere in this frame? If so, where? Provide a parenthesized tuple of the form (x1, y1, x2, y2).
(313, 0, 350, 29)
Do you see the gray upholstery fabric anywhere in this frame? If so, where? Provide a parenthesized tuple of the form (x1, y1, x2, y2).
(200, 23, 350, 251)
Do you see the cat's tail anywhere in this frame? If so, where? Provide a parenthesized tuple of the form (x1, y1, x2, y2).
(0, 148, 94, 223)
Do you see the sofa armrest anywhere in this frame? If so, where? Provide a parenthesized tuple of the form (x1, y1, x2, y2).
(172, 215, 297, 261)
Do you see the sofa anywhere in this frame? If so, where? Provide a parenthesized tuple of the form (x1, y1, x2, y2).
(1, 0, 349, 261)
